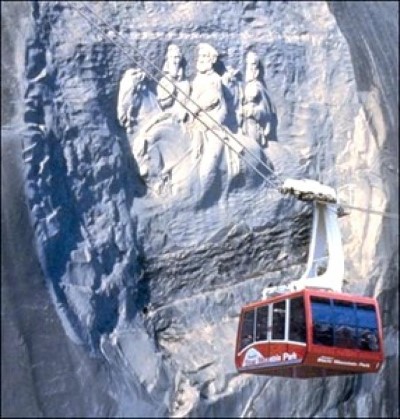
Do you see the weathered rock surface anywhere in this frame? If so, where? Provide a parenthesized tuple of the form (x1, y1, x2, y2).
(1, 1, 398, 417)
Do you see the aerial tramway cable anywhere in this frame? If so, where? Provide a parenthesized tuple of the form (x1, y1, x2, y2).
(67, 2, 398, 220)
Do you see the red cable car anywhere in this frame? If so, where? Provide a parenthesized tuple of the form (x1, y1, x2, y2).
(235, 288, 384, 378)
(235, 180, 385, 378)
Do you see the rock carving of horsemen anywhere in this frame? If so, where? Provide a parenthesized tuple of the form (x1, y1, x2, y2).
(117, 45, 275, 202)
(117, 64, 193, 195)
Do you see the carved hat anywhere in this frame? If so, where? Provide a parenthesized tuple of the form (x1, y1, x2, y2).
(166, 43, 182, 58)
(246, 50, 260, 66)
(163, 44, 184, 77)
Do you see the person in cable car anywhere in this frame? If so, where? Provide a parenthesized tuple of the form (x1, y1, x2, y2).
(359, 330, 379, 351)
(242, 334, 253, 348)
(256, 317, 268, 341)
(335, 326, 356, 349)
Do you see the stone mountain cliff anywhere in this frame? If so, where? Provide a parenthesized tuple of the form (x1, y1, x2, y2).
(1, 1, 398, 417)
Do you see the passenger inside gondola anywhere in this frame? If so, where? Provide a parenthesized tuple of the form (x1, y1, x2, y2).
(272, 301, 285, 340)
(313, 323, 334, 346)
(242, 334, 253, 348)
(240, 310, 255, 350)
(359, 330, 379, 351)
(335, 325, 356, 348)
(356, 303, 380, 351)
(256, 306, 269, 341)
(311, 297, 381, 351)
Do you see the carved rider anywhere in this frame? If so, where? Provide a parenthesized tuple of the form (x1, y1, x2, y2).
(187, 43, 227, 133)
(186, 43, 231, 201)
(157, 44, 190, 122)
(241, 51, 276, 147)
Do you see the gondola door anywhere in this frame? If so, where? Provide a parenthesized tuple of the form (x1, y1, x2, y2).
(286, 296, 307, 368)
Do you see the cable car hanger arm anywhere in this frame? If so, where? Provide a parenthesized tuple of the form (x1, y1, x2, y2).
(263, 179, 344, 298)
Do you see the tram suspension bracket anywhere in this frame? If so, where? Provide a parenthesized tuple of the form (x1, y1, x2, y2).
(279, 178, 337, 204)
(263, 178, 346, 297)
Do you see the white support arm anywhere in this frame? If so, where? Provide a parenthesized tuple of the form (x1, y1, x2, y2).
(262, 179, 345, 299)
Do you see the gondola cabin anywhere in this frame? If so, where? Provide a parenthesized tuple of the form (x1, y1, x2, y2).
(235, 288, 384, 378)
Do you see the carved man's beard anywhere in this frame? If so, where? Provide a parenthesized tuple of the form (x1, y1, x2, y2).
(169, 62, 180, 78)
(197, 60, 212, 74)
(245, 68, 259, 82)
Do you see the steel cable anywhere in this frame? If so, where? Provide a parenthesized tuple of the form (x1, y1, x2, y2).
(69, 1, 283, 190)
(65, 1, 398, 220)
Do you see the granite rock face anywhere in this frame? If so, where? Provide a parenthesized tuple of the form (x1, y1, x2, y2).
(1, 1, 398, 417)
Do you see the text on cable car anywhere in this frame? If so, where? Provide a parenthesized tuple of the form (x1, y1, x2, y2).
(243, 348, 300, 367)
(317, 356, 371, 368)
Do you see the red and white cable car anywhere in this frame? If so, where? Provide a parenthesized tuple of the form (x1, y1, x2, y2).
(235, 180, 384, 378)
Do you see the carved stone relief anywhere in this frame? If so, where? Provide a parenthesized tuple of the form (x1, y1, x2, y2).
(117, 43, 278, 201)
(240, 51, 278, 147)
(156, 44, 190, 122)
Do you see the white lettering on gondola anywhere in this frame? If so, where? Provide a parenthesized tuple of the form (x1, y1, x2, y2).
(358, 362, 370, 368)
(333, 359, 357, 366)
(283, 351, 298, 361)
(242, 349, 299, 367)
(317, 356, 333, 364)
(317, 356, 371, 368)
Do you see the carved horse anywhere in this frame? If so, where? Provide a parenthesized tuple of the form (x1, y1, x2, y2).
(117, 68, 273, 201)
